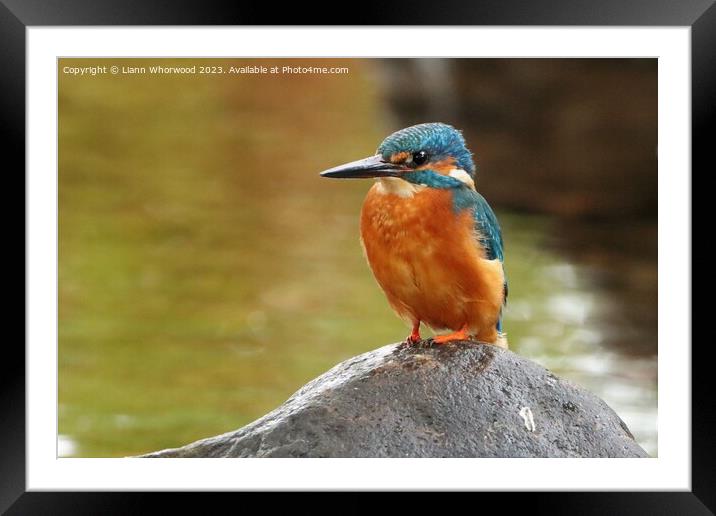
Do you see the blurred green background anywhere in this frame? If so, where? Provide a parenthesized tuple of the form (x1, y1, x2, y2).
(58, 58, 657, 457)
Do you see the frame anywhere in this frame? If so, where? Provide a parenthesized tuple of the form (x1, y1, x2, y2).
(6, 0, 707, 511)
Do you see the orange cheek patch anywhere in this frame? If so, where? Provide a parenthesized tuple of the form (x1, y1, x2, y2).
(390, 151, 410, 164)
(417, 158, 456, 175)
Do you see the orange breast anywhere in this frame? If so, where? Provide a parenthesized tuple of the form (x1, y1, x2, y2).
(360, 182, 504, 341)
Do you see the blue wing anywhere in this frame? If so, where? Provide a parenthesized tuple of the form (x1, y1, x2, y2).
(453, 187, 507, 332)
(471, 192, 503, 262)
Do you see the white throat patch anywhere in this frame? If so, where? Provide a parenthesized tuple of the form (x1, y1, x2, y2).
(448, 168, 476, 190)
(375, 177, 426, 198)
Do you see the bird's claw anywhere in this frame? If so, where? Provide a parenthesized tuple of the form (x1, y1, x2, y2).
(405, 335, 422, 345)
(432, 326, 470, 345)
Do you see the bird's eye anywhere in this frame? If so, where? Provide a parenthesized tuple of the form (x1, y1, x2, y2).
(412, 150, 428, 166)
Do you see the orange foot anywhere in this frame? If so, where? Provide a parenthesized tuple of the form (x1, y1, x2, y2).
(405, 321, 422, 344)
(433, 324, 470, 345)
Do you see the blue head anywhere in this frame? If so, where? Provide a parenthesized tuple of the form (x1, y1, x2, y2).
(377, 123, 475, 178)
(320, 123, 477, 188)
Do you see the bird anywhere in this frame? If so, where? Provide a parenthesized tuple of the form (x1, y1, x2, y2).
(320, 122, 507, 348)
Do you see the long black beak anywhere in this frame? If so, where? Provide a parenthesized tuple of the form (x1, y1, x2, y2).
(320, 155, 406, 179)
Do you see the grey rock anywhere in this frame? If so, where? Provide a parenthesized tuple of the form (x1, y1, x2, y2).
(141, 341, 648, 458)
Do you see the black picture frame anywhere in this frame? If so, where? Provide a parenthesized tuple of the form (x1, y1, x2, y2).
(4, 0, 708, 512)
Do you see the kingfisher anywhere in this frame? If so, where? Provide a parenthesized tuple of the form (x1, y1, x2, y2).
(320, 123, 507, 348)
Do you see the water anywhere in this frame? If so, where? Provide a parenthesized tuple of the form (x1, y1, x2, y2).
(58, 58, 657, 457)
(497, 216, 657, 455)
